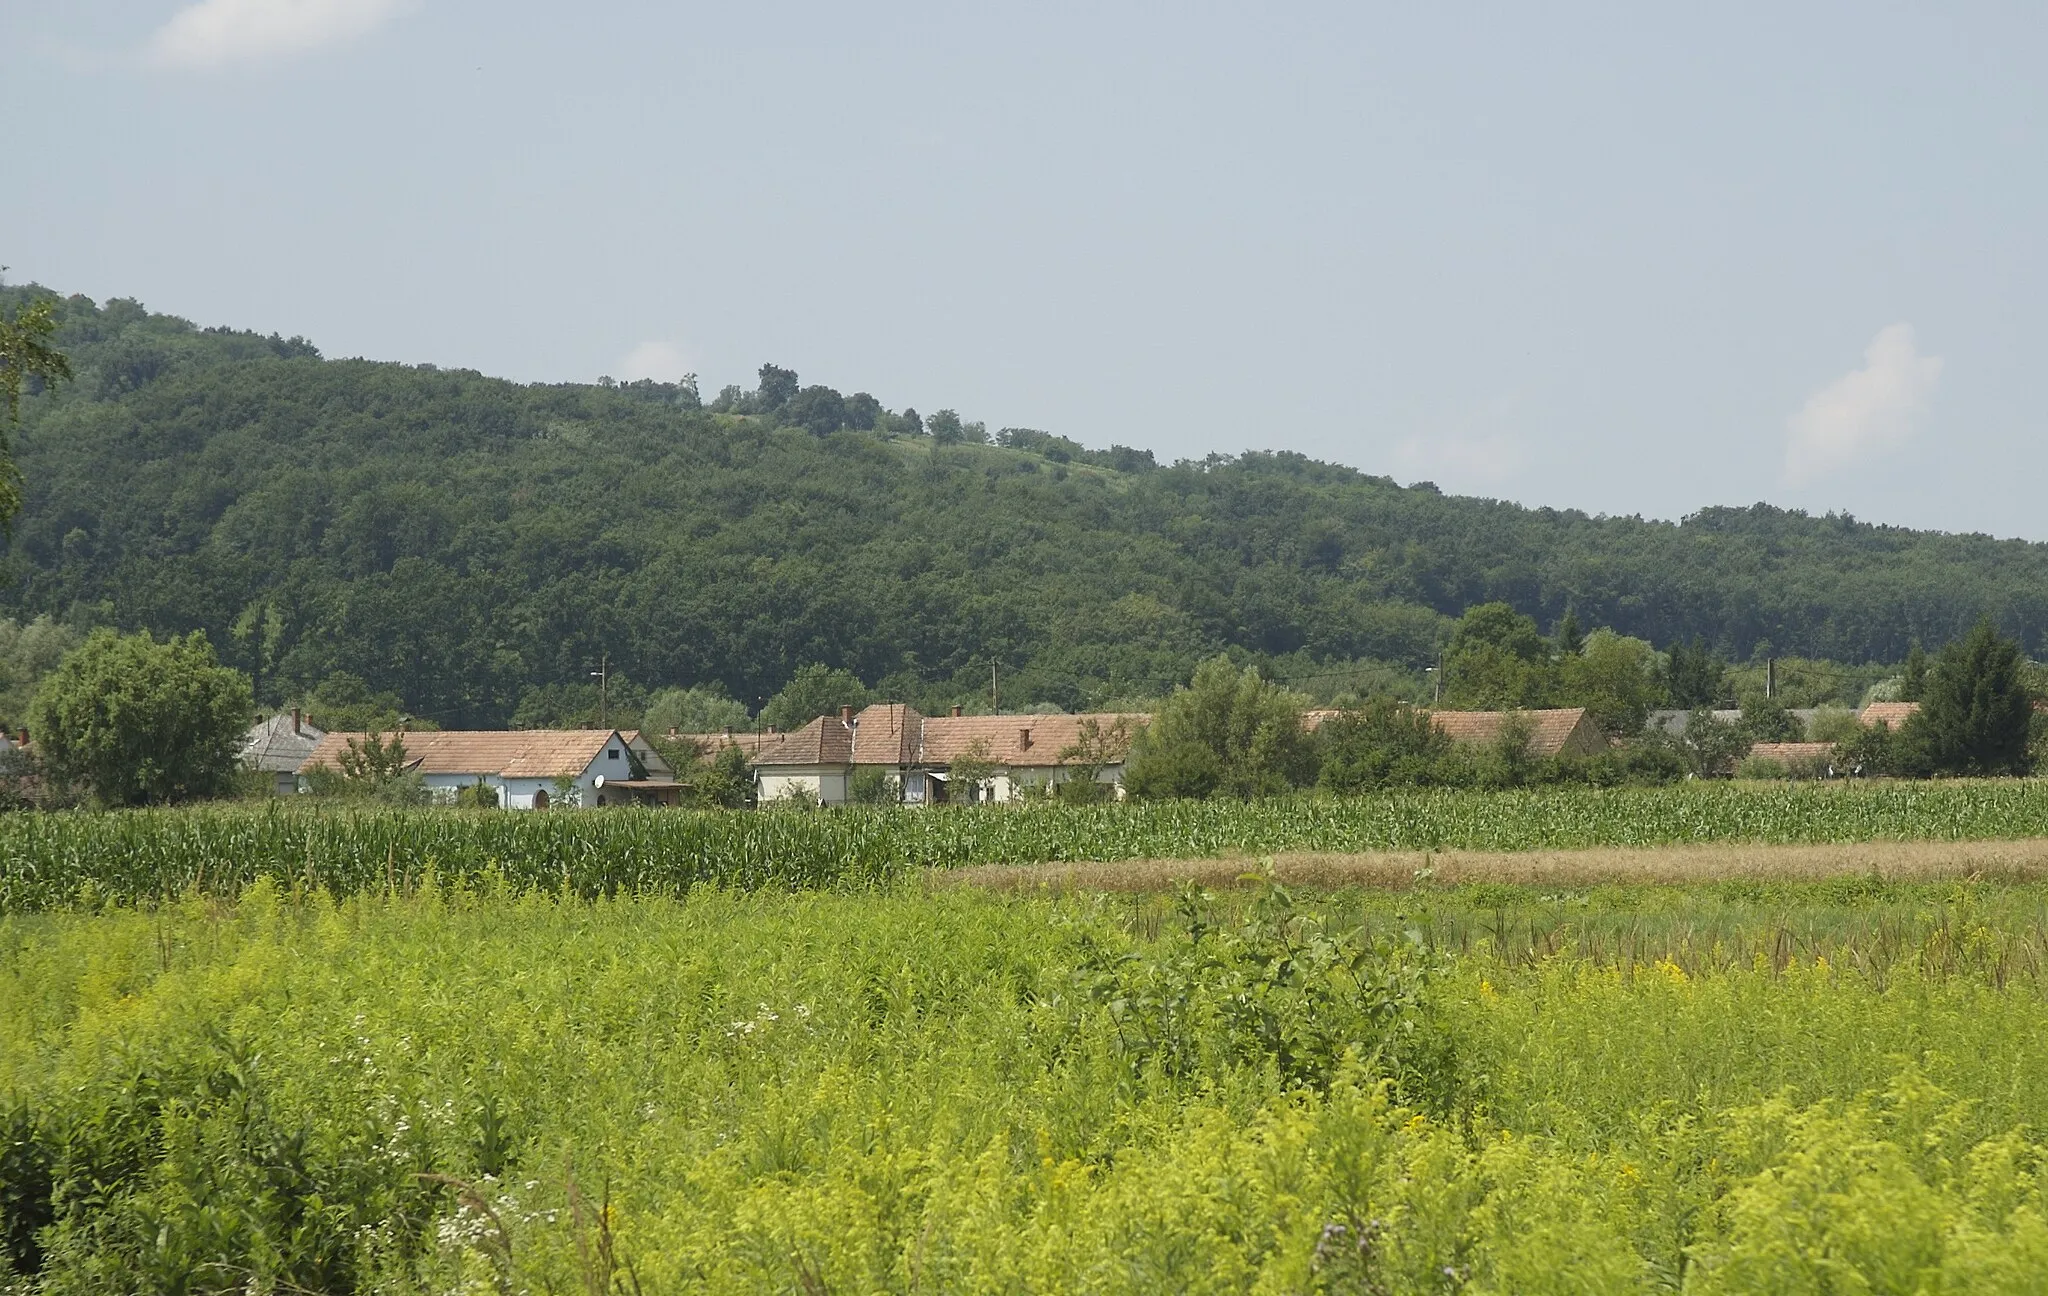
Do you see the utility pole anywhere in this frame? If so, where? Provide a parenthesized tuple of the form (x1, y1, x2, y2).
(1766, 656, 1775, 701)
(1428, 651, 1444, 704)
(590, 653, 610, 729)
(990, 660, 999, 712)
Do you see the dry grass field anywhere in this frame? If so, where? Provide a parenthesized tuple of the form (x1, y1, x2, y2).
(938, 835, 2048, 891)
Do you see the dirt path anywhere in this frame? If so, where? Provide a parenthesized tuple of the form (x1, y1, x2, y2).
(937, 838, 2048, 891)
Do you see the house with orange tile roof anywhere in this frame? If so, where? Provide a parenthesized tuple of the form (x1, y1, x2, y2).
(1857, 701, 1921, 730)
(700, 703, 1146, 806)
(298, 728, 675, 808)
(1306, 706, 1610, 759)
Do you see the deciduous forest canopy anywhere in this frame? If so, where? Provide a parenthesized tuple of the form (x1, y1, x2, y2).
(5, 285, 2045, 728)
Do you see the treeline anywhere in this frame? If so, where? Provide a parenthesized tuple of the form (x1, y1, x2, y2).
(6, 284, 2048, 729)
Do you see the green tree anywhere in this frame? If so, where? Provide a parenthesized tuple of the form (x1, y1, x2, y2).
(0, 615, 83, 727)
(296, 672, 418, 733)
(1442, 603, 1553, 709)
(1737, 694, 1803, 744)
(1900, 642, 1929, 703)
(684, 740, 755, 808)
(756, 363, 799, 412)
(0, 295, 74, 531)
(642, 685, 750, 737)
(1558, 630, 1661, 737)
(1679, 708, 1746, 778)
(28, 629, 253, 805)
(1900, 618, 2035, 776)
(785, 385, 847, 437)
(1315, 695, 1455, 792)
(760, 664, 871, 732)
(945, 738, 999, 804)
(1050, 715, 1135, 803)
(1662, 637, 1726, 709)
(1554, 610, 1584, 657)
(1123, 657, 1316, 799)
(927, 409, 965, 445)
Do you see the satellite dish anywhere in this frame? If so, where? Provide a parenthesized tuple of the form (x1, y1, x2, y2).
(593, 774, 606, 789)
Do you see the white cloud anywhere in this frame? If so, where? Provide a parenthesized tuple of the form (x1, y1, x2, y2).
(1783, 324, 1943, 487)
(149, 0, 406, 69)
(613, 340, 699, 383)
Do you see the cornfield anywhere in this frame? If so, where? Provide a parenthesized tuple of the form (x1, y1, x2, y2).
(7, 780, 2048, 910)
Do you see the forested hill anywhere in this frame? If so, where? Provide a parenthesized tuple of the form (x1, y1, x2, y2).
(4, 285, 2044, 727)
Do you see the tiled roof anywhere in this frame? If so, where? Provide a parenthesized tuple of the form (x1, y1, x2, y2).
(1859, 702, 1921, 729)
(241, 713, 327, 773)
(1747, 742, 1837, 764)
(299, 730, 621, 779)
(748, 716, 856, 767)
(851, 703, 924, 765)
(915, 713, 1147, 768)
(1427, 708, 1605, 758)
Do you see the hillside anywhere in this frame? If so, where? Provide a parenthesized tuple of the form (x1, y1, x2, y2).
(3, 285, 2044, 727)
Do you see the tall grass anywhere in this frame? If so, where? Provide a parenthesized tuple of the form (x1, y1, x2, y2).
(6, 885, 2048, 1291)
(8, 780, 2048, 911)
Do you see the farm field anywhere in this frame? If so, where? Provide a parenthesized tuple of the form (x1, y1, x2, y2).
(10, 780, 2048, 910)
(4, 878, 2048, 1292)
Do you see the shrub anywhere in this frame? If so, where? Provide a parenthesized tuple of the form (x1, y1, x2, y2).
(849, 766, 897, 806)
(1316, 697, 1455, 793)
(1125, 657, 1316, 799)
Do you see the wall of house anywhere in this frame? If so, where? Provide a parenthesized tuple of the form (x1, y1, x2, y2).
(758, 767, 850, 806)
(991, 764, 1127, 803)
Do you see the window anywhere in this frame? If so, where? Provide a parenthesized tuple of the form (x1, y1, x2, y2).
(608, 748, 620, 760)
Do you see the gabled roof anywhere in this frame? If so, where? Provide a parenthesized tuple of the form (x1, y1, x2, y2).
(914, 713, 1146, 769)
(748, 715, 856, 768)
(1859, 701, 1921, 729)
(1427, 708, 1607, 759)
(242, 713, 327, 773)
(851, 703, 923, 765)
(299, 730, 624, 779)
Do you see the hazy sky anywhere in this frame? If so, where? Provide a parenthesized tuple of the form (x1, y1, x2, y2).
(6, 3, 2045, 538)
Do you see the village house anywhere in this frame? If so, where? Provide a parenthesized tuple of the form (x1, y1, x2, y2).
(240, 708, 326, 795)
(1304, 706, 1612, 759)
(298, 729, 677, 808)
(1858, 701, 1921, 729)
(1424, 707, 1611, 757)
(683, 704, 1144, 806)
(699, 702, 1615, 807)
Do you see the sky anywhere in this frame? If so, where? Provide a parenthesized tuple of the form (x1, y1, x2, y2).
(4, 2, 2045, 539)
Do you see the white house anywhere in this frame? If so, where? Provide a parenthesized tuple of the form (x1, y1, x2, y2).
(298, 729, 677, 808)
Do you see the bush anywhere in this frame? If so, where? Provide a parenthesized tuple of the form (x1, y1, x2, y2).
(1316, 697, 1456, 792)
(849, 766, 897, 806)
(27, 629, 253, 806)
(1737, 756, 1788, 780)
(1124, 657, 1316, 800)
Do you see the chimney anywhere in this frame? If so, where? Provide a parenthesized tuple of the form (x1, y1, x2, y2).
(292, 707, 303, 735)
(766, 725, 778, 735)
(840, 705, 854, 723)
(15, 728, 26, 746)
(950, 705, 962, 717)
(667, 726, 678, 738)
(1018, 727, 1032, 751)
(722, 726, 733, 738)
